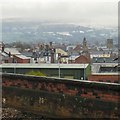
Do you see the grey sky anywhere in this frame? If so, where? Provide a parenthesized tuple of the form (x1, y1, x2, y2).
(0, 0, 118, 27)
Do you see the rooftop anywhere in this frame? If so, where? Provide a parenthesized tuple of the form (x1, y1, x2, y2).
(15, 54, 30, 59)
(91, 63, 119, 75)
(1, 63, 89, 69)
(92, 57, 118, 63)
(4, 48, 21, 55)
(0, 52, 9, 57)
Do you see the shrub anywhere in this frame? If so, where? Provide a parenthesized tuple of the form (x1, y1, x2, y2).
(26, 70, 46, 77)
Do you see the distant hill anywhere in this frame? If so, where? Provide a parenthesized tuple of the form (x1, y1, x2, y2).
(1, 20, 118, 45)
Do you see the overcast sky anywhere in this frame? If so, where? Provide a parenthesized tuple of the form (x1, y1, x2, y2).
(0, 0, 119, 27)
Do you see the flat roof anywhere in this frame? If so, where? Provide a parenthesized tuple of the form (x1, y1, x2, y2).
(91, 63, 119, 74)
(92, 63, 118, 66)
(1, 63, 89, 69)
(92, 73, 119, 75)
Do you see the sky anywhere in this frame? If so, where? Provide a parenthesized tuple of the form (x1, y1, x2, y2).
(0, 0, 119, 27)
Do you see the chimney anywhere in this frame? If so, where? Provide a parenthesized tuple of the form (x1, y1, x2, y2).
(8, 52, 11, 57)
(2, 46, 4, 52)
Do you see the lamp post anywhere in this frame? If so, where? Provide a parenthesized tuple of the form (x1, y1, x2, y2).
(58, 53, 61, 78)
(59, 62, 60, 78)
(71, 52, 72, 63)
(13, 58, 16, 74)
(84, 63, 85, 80)
(14, 64, 16, 74)
(14, 67, 16, 74)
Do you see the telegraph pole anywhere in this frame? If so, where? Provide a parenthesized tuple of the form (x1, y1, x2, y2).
(58, 53, 61, 78)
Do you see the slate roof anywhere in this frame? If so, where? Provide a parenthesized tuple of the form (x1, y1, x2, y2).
(92, 57, 118, 63)
(4, 48, 21, 55)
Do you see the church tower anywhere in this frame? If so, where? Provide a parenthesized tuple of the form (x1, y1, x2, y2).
(83, 37, 88, 50)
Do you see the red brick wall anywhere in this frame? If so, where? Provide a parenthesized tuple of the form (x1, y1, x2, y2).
(88, 74, 119, 83)
(4, 58, 13, 63)
(14, 56, 30, 63)
(75, 55, 90, 64)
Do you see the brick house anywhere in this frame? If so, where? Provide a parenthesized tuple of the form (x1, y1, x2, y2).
(69, 55, 90, 64)
(13, 54, 30, 63)
(75, 55, 90, 64)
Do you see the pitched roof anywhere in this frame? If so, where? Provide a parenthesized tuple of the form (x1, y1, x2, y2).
(56, 48, 68, 56)
(21, 51, 33, 57)
(73, 44, 82, 51)
(68, 55, 79, 60)
(4, 48, 21, 55)
(92, 57, 118, 63)
(0, 52, 9, 57)
(15, 54, 30, 59)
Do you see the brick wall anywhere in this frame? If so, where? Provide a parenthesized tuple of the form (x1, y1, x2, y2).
(88, 74, 119, 83)
(14, 56, 30, 63)
(75, 55, 90, 64)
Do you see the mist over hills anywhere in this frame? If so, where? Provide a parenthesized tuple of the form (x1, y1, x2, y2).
(1, 20, 118, 45)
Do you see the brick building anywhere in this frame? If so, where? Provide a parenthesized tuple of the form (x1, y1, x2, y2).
(88, 74, 119, 83)
(2, 48, 30, 63)
(68, 55, 90, 64)
(89, 63, 119, 83)
(75, 55, 90, 64)
(13, 55, 30, 63)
